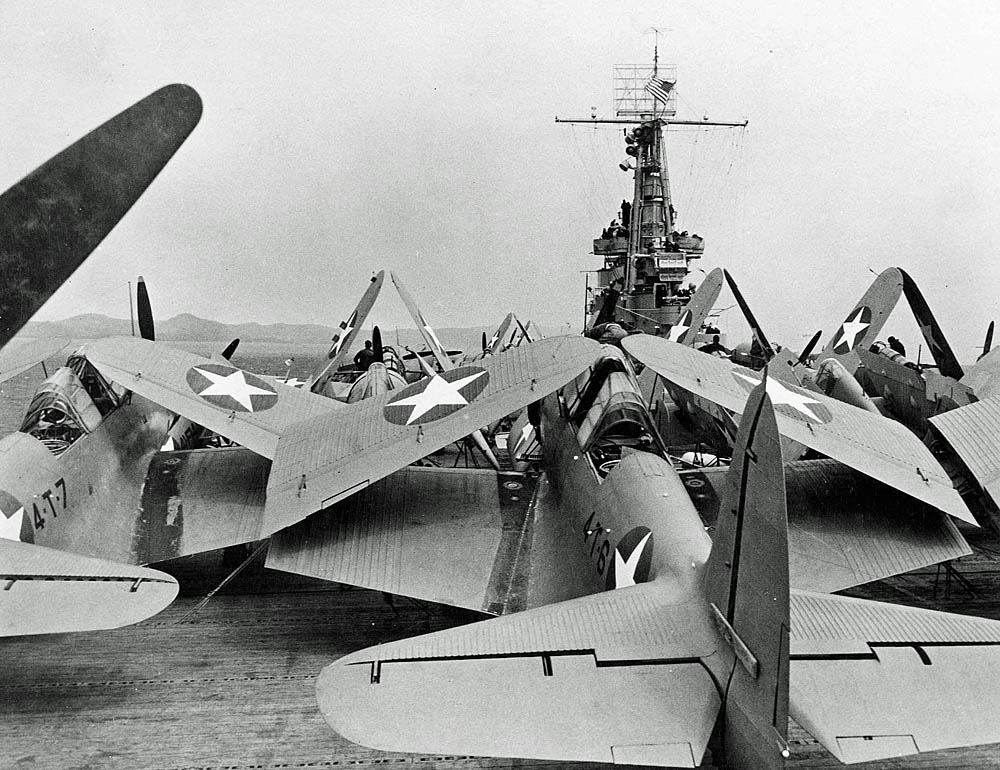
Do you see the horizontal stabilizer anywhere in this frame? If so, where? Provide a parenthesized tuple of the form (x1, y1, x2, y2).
(318, 581, 721, 766)
(268, 467, 536, 614)
(264, 335, 598, 535)
(0, 539, 178, 636)
(790, 590, 1000, 762)
(683, 459, 970, 592)
(624, 336, 974, 524)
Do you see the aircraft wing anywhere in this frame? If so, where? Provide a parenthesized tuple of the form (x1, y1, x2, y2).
(263, 335, 599, 535)
(268, 466, 536, 614)
(790, 590, 1000, 763)
(307, 270, 385, 391)
(391, 271, 454, 371)
(930, 395, 1000, 511)
(624, 335, 973, 524)
(317, 580, 722, 767)
(670, 268, 723, 344)
(818, 267, 903, 360)
(682, 459, 970, 592)
(0, 539, 178, 636)
(960, 345, 1000, 400)
(900, 268, 964, 379)
(0, 336, 70, 382)
(83, 336, 341, 459)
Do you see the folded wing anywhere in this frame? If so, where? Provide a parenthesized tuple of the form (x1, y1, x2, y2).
(623, 336, 973, 524)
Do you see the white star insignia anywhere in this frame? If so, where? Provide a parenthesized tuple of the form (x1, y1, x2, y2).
(330, 312, 358, 356)
(613, 531, 652, 589)
(919, 322, 944, 355)
(833, 307, 870, 352)
(735, 372, 826, 423)
(390, 370, 487, 425)
(0, 506, 25, 542)
(487, 330, 501, 351)
(668, 311, 692, 343)
(194, 367, 274, 411)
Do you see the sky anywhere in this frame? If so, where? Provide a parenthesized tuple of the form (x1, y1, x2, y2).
(2, 1, 999, 358)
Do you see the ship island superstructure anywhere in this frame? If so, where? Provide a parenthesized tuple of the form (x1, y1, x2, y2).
(558, 55, 746, 336)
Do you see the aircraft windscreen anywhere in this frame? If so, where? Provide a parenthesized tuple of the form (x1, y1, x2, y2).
(564, 348, 666, 480)
(20, 367, 104, 455)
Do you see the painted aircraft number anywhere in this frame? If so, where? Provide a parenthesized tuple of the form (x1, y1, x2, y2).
(582, 511, 611, 576)
(31, 478, 67, 530)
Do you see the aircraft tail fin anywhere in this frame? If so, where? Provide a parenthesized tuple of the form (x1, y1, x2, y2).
(900, 269, 963, 379)
(136, 276, 155, 341)
(819, 267, 903, 361)
(704, 376, 790, 770)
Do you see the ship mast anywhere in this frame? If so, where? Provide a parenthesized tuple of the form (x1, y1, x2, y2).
(557, 47, 746, 335)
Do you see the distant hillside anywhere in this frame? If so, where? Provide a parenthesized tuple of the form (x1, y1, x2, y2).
(22, 312, 488, 350)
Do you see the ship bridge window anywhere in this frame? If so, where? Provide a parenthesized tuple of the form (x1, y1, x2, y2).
(19, 367, 104, 455)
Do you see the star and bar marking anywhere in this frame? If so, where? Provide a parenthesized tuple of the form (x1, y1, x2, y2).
(607, 527, 654, 590)
(831, 306, 871, 353)
(667, 310, 693, 343)
(329, 311, 358, 357)
(186, 364, 279, 413)
(384, 366, 490, 426)
(733, 371, 831, 424)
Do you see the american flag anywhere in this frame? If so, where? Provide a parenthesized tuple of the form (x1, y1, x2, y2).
(644, 75, 675, 104)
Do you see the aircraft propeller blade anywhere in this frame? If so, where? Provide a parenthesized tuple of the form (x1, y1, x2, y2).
(481, 331, 488, 353)
(221, 338, 240, 360)
(979, 321, 994, 362)
(796, 330, 822, 366)
(136, 275, 155, 341)
(373, 325, 384, 364)
(592, 287, 620, 327)
(724, 269, 775, 361)
(0, 84, 202, 348)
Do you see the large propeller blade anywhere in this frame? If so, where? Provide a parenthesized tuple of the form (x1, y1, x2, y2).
(136, 275, 155, 341)
(0, 84, 202, 348)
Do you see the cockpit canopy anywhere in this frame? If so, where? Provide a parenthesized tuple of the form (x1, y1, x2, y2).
(19, 354, 124, 455)
(562, 346, 666, 478)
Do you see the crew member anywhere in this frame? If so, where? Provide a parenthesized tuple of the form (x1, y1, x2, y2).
(887, 336, 906, 356)
(354, 340, 376, 371)
(698, 334, 730, 357)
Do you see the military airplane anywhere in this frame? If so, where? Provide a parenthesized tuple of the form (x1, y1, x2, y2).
(316, 375, 1000, 768)
(0, 83, 203, 635)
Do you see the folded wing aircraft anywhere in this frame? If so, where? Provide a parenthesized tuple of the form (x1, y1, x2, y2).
(623, 334, 973, 524)
(317, 375, 1000, 768)
(84, 334, 600, 537)
(0, 83, 200, 635)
